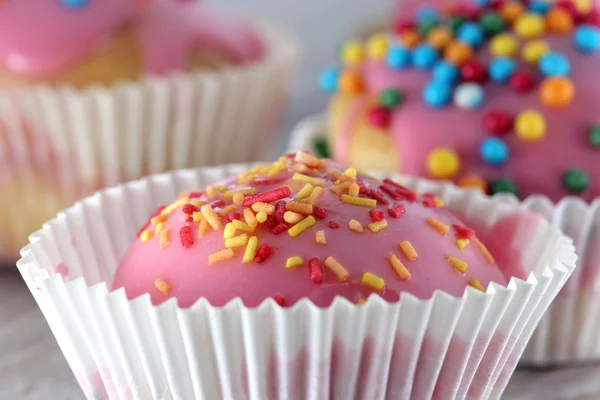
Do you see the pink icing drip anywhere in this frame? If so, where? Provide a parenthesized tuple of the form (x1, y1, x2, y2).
(0, 0, 264, 78)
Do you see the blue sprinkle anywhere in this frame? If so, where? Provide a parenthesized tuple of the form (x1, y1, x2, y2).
(488, 57, 517, 83)
(416, 7, 438, 23)
(319, 67, 340, 93)
(457, 22, 485, 47)
(412, 44, 439, 70)
(480, 137, 509, 165)
(423, 81, 453, 108)
(474, 0, 490, 6)
(387, 45, 412, 70)
(454, 83, 485, 110)
(573, 24, 600, 54)
(432, 61, 459, 84)
(539, 52, 571, 77)
(528, 1, 550, 15)
(61, 0, 90, 8)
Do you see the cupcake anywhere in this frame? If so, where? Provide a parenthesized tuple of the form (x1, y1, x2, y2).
(18, 152, 575, 399)
(313, 0, 600, 365)
(0, 0, 299, 263)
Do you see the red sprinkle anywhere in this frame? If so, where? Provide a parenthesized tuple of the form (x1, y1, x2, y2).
(370, 210, 385, 222)
(380, 184, 403, 200)
(270, 223, 288, 235)
(509, 70, 535, 93)
(186, 216, 193, 223)
(556, 0, 580, 19)
(585, 10, 600, 27)
(228, 212, 241, 222)
(314, 206, 328, 220)
(309, 258, 324, 284)
(328, 221, 340, 229)
(368, 107, 392, 128)
(454, 4, 481, 20)
(189, 192, 202, 198)
(452, 224, 476, 240)
(483, 111, 513, 135)
(422, 193, 437, 208)
(460, 59, 487, 83)
(394, 20, 416, 34)
(250, 177, 288, 186)
(383, 179, 418, 202)
(388, 204, 406, 218)
(180, 226, 194, 248)
(211, 200, 226, 209)
(243, 187, 292, 207)
(273, 296, 286, 307)
(255, 243, 274, 263)
(182, 204, 200, 215)
(265, 216, 278, 230)
(275, 201, 287, 223)
(366, 189, 389, 205)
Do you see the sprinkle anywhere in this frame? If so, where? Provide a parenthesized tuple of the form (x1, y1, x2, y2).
(361, 272, 385, 292)
(330, 181, 352, 195)
(474, 237, 496, 265)
(456, 239, 470, 250)
(540, 77, 575, 108)
(348, 183, 360, 197)
(469, 278, 486, 292)
(208, 249, 235, 266)
(426, 148, 460, 179)
(383, 179, 418, 202)
(189, 191, 202, 198)
(273, 296, 286, 307)
(182, 204, 200, 215)
(228, 212, 241, 222)
(388, 204, 406, 218)
(242, 236, 259, 264)
(380, 185, 403, 200)
(218, 204, 237, 217)
(388, 255, 411, 280)
(224, 222, 236, 239)
(343, 167, 357, 179)
(271, 223, 288, 235)
(151, 214, 167, 226)
(205, 186, 217, 200)
(201, 205, 222, 230)
(225, 234, 249, 248)
(251, 177, 287, 186)
(292, 173, 328, 187)
(308, 186, 324, 205)
(349, 219, 364, 233)
(224, 188, 256, 199)
(251, 202, 275, 215)
(356, 298, 366, 306)
(192, 211, 205, 222)
(243, 208, 258, 228)
(324, 256, 349, 282)
(367, 189, 389, 205)
(286, 202, 314, 215)
(285, 256, 304, 269)
(315, 230, 327, 245)
(180, 226, 194, 248)
(159, 230, 169, 248)
(295, 183, 314, 200)
(399, 241, 418, 260)
(309, 258, 324, 283)
(256, 211, 268, 223)
(314, 206, 328, 220)
(155, 222, 165, 234)
(255, 243, 274, 263)
(154, 279, 171, 294)
(328, 221, 340, 229)
(367, 219, 388, 233)
(232, 192, 245, 204)
(452, 224, 476, 240)
(288, 216, 317, 237)
(161, 197, 189, 215)
(341, 195, 377, 208)
(214, 185, 228, 193)
(198, 220, 211, 236)
(427, 218, 450, 236)
(237, 173, 255, 185)
(447, 256, 468, 273)
(370, 210, 385, 222)
(284, 211, 303, 224)
(243, 187, 291, 208)
(273, 201, 286, 222)
(140, 230, 154, 243)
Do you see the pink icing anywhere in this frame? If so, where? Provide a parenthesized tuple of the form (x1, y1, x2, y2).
(112, 154, 517, 308)
(0, 0, 264, 78)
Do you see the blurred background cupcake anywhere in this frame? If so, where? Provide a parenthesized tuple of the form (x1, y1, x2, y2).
(0, 0, 299, 263)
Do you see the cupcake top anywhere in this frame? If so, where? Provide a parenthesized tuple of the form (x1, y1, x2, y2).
(320, 0, 600, 202)
(113, 152, 511, 308)
(0, 0, 264, 79)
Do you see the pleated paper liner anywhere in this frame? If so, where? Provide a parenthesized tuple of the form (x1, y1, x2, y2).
(18, 163, 575, 399)
(0, 24, 299, 263)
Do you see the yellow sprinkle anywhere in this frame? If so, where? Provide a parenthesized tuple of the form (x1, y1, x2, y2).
(267, 161, 287, 177)
(285, 202, 313, 215)
(341, 195, 377, 209)
(330, 181, 352, 195)
(161, 197, 189, 215)
(154, 278, 171, 294)
(361, 272, 385, 292)
(285, 256, 304, 269)
(348, 219, 364, 233)
(356, 298, 366, 306)
(159, 230, 170, 248)
(295, 183, 314, 200)
(427, 218, 450, 236)
(522, 39, 550, 64)
(243, 236, 259, 264)
(151, 214, 167, 226)
(294, 151, 321, 167)
(489, 33, 518, 57)
(237, 173, 255, 185)
(232, 220, 255, 233)
(292, 173, 327, 187)
(474, 237, 496, 266)
(514, 13, 545, 39)
(198, 220, 211, 236)
(315, 230, 327, 245)
(399, 241, 418, 260)
(155, 222, 165, 234)
(224, 188, 256, 199)
(224, 222, 236, 239)
(307, 186, 324, 205)
(243, 208, 258, 228)
(324, 256, 349, 282)
(225, 234, 249, 248)
(343, 167, 357, 179)
(140, 230, 154, 243)
(388, 255, 411, 280)
(288, 216, 317, 238)
(256, 211, 268, 223)
(434, 197, 445, 208)
(284, 211, 304, 224)
(192, 211, 205, 222)
(447, 256, 468, 273)
(426, 148, 460, 179)
(232, 192, 245, 204)
(367, 33, 389, 61)
(201, 204, 222, 231)
(219, 204, 237, 217)
(367, 219, 388, 233)
(456, 238, 470, 250)
(214, 185, 228, 192)
(348, 183, 360, 197)
(341, 40, 364, 65)
(251, 202, 275, 215)
(469, 278, 485, 292)
(208, 248, 235, 266)
(189, 200, 203, 207)
(205, 186, 217, 200)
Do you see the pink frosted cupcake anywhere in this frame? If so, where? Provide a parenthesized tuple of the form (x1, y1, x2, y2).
(0, 0, 299, 263)
(18, 152, 574, 399)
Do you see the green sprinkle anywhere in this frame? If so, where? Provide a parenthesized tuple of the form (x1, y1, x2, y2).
(589, 124, 600, 148)
(449, 17, 465, 33)
(314, 138, 331, 158)
(489, 178, 518, 196)
(419, 18, 439, 36)
(380, 89, 405, 109)
(479, 12, 506, 37)
(563, 168, 590, 194)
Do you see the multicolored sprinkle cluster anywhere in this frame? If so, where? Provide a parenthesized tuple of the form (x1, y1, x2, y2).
(319, 0, 600, 197)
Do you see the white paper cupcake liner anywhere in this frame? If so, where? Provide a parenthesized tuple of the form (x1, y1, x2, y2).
(289, 114, 600, 367)
(0, 24, 299, 262)
(18, 162, 575, 400)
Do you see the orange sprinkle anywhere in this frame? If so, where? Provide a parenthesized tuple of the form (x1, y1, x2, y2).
(338, 70, 364, 95)
(243, 208, 258, 228)
(458, 176, 487, 193)
(456, 239, 470, 250)
(295, 183, 314, 200)
(243, 236, 259, 264)
(198, 220, 211, 236)
(140, 230, 154, 243)
(251, 202, 275, 215)
(324, 256, 349, 281)
(348, 183, 360, 197)
(474, 237, 496, 266)
(218, 204, 237, 217)
(427, 218, 450, 236)
(469, 278, 485, 292)
(447, 256, 468, 273)
(151, 214, 167, 226)
(292, 173, 327, 187)
(388, 255, 411, 280)
(348, 219, 364, 233)
(445, 40, 472, 65)
(232, 192, 245, 204)
(286, 202, 313, 215)
(400, 30, 421, 49)
(232, 220, 255, 233)
(208, 248, 235, 266)
(295, 151, 321, 168)
(201, 204, 222, 230)
(224, 188, 256, 199)
(154, 278, 172, 294)
(307, 186, 324, 205)
(225, 234, 249, 248)
(341, 195, 377, 208)
(159, 230, 170, 248)
(192, 211, 205, 222)
(361, 272, 385, 292)
(367, 219, 388, 233)
(288, 216, 317, 238)
(205, 185, 217, 200)
(315, 230, 327, 245)
(284, 211, 304, 224)
(398, 241, 418, 260)
(356, 298, 366, 306)
(155, 222, 165, 234)
(330, 181, 351, 195)
(291, 164, 309, 174)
